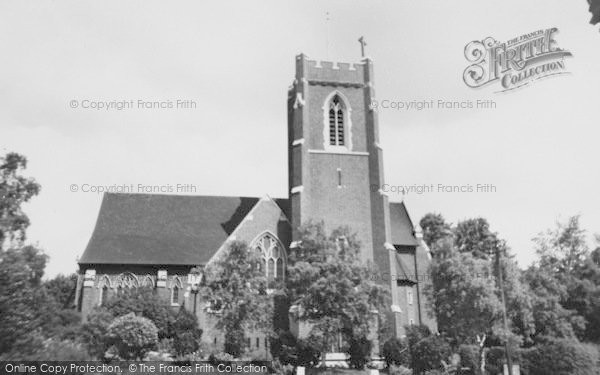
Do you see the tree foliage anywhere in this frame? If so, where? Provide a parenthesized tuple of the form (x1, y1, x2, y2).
(382, 337, 410, 367)
(419, 213, 452, 248)
(201, 240, 272, 357)
(106, 313, 158, 359)
(285, 223, 389, 353)
(426, 239, 503, 345)
(0, 245, 54, 356)
(0, 152, 40, 248)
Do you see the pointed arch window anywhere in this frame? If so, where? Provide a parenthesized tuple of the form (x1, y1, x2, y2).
(329, 95, 345, 146)
(99, 285, 109, 306)
(171, 285, 180, 305)
(253, 232, 286, 281)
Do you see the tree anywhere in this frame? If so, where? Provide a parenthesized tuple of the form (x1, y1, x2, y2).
(528, 216, 597, 342)
(589, 0, 600, 25)
(382, 337, 410, 367)
(201, 240, 273, 357)
(427, 239, 503, 346)
(172, 309, 203, 355)
(102, 287, 177, 339)
(419, 213, 452, 248)
(534, 216, 589, 274)
(524, 338, 599, 375)
(80, 308, 115, 358)
(454, 218, 501, 259)
(106, 313, 158, 359)
(285, 223, 389, 354)
(43, 274, 78, 308)
(411, 335, 451, 375)
(0, 245, 53, 356)
(0, 152, 40, 249)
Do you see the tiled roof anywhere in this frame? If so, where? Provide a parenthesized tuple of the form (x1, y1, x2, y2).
(79, 193, 288, 266)
(389, 201, 419, 246)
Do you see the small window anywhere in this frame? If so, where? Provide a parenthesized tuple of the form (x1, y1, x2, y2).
(214, 337, 217, 345)
(99, 285, 108, 306)
(337, 168, 342, 187)
(407, 290, 413, 305)
(171, 286, 179, 305)
(247, 337, 251, 347)
(256, 337, 260, 348)
(409, 318, 414, 326)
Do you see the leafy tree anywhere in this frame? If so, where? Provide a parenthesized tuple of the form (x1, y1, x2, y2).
(0, 152, 40, 249)
(524, 338, 599, 375)
(106, 313, 158, 359)
(43, 273, 78, 308)
(201, 240, 272, 357)
(527, 216, 597, 342)
(426, 239, 503, 346)
(419, 213, 452, 248)
(347, 336, 372, 369)
(285, 222, 389, 354)
(409, 332, 451, 375)
(102, 287, 177, 339)
(523, 265, 586, 341)
(172, 309, 203, 355)
(80, 308, 114, 358)
(0, 245, 53, 356)
(589, 0, 600, 25)
(382, 337, 410, 367)
(454, 218, 502, 259)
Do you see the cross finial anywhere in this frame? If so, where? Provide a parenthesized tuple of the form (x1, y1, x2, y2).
(358, 36, 367, 57)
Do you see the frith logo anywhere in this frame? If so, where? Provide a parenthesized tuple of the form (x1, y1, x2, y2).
(463, 28, 572, 92)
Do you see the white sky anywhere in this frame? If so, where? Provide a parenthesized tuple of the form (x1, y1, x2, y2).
(1, 0, 599, 277)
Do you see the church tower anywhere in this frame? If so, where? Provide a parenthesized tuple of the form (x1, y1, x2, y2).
(287, 54, 394, 284)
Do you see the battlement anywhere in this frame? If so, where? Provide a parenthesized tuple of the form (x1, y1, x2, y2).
(295, 54, 370, 84)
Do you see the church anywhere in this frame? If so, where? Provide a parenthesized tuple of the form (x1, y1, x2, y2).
(75, 53, 437, 354)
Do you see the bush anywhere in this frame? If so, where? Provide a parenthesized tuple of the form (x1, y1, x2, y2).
(411, 335, 451, 374)
(172, 309, 202, 355)
(107, 313, 159, 359)
(27, 339, 92, 360)
(388, 364, 412, 375)
(382, 337, 409, 367)
(347, 336, 372, 369)
(80, 308, 114, 358)
(103, 287, 177, 339)
(522, 338, 598, 375)
(458, 345, 479, 375)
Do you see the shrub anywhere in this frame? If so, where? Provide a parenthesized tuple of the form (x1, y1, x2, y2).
(458, 345, 479, 375)
(103, 287, 177, 339)
(411, 335, 451, 374)
(382, 337, 409, 367)
(172, 309, 202, 355)
(388, 364, 412, 375)
(522, 338, 598, 375)
(106, 313, 159, 359)
(347, 336, 372, 369)
(80, 308, 114, 358)
(270, 330, 298, 365)
(27, 339, 92, 360)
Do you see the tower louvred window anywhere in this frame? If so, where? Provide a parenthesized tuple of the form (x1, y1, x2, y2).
(329, 95, 345, 146)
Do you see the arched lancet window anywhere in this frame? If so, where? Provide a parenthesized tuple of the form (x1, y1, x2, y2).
(328, 95, 345, 146)
(100, 285, 109, 306)
(171, 277, 183, 305)
(142, 275, 154, 288)
(252, 232, 286, 281)
(171, 285, 180, 305)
